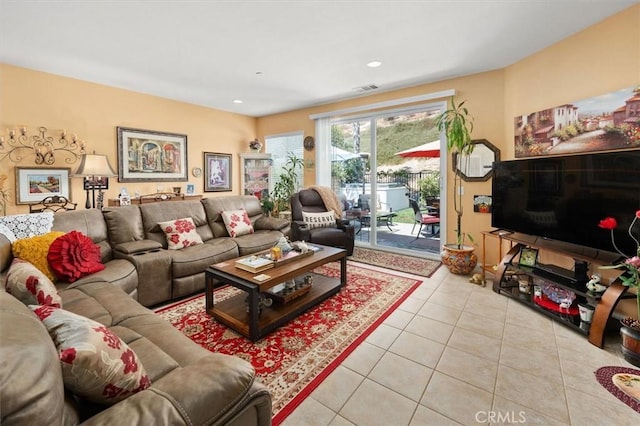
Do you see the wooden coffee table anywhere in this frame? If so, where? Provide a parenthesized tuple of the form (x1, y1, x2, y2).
(205, 245, 347, 341)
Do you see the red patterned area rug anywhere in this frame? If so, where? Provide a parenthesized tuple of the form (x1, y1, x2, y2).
(350, 246, 441, 277)
(155, 262, 422, 425)
(595, 366, 640, 413)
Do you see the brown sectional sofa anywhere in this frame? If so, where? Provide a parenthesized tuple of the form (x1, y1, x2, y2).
(0, 195, 289, 425)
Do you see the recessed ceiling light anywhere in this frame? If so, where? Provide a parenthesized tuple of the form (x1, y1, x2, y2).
(367, 61, 382, 68)
(233, 99, 243, 104)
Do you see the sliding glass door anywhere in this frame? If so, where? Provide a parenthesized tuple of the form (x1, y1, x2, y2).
(330, 104, 444, 257)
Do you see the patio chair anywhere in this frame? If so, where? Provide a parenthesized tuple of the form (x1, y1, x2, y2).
(409, 198, 439, 238)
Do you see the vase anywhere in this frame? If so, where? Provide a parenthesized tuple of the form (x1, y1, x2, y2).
(441, 244, 478, 275)
(620, 323, 640, 368)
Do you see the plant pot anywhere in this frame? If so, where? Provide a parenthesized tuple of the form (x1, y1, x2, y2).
(441, 244, 477, 275)
(620, 323, 640, 368)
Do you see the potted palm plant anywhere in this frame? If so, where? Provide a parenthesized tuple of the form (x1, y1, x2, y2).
(272, 152, 305, 215)
(435, 97, 477, 274)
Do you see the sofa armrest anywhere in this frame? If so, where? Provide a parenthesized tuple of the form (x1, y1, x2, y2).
(81, 356, 272, 426)
(291, 221, 311, 242)
(114, 240, 163, 255)
(254, 216, 289, 232)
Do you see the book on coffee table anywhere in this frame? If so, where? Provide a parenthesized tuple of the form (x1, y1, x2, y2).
(235, 256, 274, 273)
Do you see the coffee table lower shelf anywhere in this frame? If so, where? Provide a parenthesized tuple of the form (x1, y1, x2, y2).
(208, 274, 341, 340)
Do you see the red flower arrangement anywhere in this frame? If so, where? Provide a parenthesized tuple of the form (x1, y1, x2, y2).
(598, 210, 640, 327)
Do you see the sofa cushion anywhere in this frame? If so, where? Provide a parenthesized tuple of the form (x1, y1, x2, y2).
(221, 209, 254, 237)
(139, 201, 213, 247)
(158, 217, 203, 250)
(0, 291, 66, 424)
(302, 210, 336, 229)
(47, 230, 105, 283)
(52, 209, 114, 263)
(12, 231, 66, 281)
(30, 304, 151, 405)
(5, 258, 62, 307)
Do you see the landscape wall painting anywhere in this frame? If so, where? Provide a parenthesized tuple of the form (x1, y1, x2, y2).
(514, 86, 640, 158)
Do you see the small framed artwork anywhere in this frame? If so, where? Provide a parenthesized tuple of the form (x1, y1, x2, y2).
(186, 183, 195, 195)
(473, 195, 492, 213)
(15, 167, 71, 204)
(518, 247, 539, 267)
(204, 152, 232, 192)
(116, 126, 188, 182)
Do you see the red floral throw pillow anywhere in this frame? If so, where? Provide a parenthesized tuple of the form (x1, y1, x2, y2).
(5, 258, 62, 307)
(158, 217, 203, 250)
(47, 231, 105, 283)
(30, 305, 151, 404)
(221, 209, 254, 238)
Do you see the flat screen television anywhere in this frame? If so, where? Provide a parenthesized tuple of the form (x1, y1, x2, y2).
(491, 150, 640, 257)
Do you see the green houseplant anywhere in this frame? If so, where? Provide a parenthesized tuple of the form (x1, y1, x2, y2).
(435, 97, 477, 274)
(272, 152, 305, 214)
(598, 212, 640, 366)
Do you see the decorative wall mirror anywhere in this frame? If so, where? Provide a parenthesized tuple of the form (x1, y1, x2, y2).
(453, 139, 500, 182)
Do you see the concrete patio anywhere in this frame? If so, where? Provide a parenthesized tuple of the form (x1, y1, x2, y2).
(354, 220, 441, 256)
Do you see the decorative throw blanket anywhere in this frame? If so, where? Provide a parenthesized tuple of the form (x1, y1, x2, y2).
(309, 186, 342, 219)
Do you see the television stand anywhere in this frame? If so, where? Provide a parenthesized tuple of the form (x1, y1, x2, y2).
(533, 260, 589, 285)
(490, 232, 629, 348)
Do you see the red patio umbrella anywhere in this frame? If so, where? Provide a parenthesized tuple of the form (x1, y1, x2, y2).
(395, 140, 441, 158)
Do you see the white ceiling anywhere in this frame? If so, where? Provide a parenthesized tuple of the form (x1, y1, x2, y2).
(1, 0, 637, 117)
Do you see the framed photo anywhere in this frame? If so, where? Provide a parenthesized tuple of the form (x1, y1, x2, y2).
(15, 167, 71, 204)
(518, 247, 539, 267)
(117, 126, 188, 182)
(204, 152, 232, 192)
(186, 183, 195, 195)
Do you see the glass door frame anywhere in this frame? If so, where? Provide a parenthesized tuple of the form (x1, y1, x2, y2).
(328, 100, 448, 257)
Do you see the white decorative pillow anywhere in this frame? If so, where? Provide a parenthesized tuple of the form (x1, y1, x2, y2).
(158, 217, 203, 250)
(221, 209, 254, 238)
(30, 305, 151, 404)
(5, 258, 62, 307)
(302, 210, 336, 229)
(0, 212, 54, 240)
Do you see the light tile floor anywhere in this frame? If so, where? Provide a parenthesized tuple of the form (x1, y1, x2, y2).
(281, 265, 639, 426)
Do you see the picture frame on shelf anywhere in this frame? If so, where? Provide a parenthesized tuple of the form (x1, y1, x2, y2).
(518, 247, 539, 267)
(204, 152, 232, 192)
(15, 167, 71, 204)
(186, 183, 195, 195)
(116, 126, 188, 182)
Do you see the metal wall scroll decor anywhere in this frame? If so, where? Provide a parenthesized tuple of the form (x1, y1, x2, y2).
(0, 126, 87, 165)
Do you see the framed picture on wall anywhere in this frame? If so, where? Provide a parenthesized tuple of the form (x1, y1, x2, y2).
(15, 167, 71, 204)
(116, 126, 188, 182)
(204, 152, 232, 192)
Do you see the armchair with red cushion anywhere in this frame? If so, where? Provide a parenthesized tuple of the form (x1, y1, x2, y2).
(290, 188, 355, 256)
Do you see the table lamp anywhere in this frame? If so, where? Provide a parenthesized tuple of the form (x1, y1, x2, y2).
(72, 153, 117, 209)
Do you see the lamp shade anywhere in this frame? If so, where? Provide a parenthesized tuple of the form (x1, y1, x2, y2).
(73, 154, 117, 177)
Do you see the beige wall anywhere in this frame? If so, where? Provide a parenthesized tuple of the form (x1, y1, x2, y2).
(1, 5, 638, 258)
(258, 70, 506, 249)
(0, 64, 257, 215)
(504, 4, 640, 159)
(257, 4, 639, 256)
